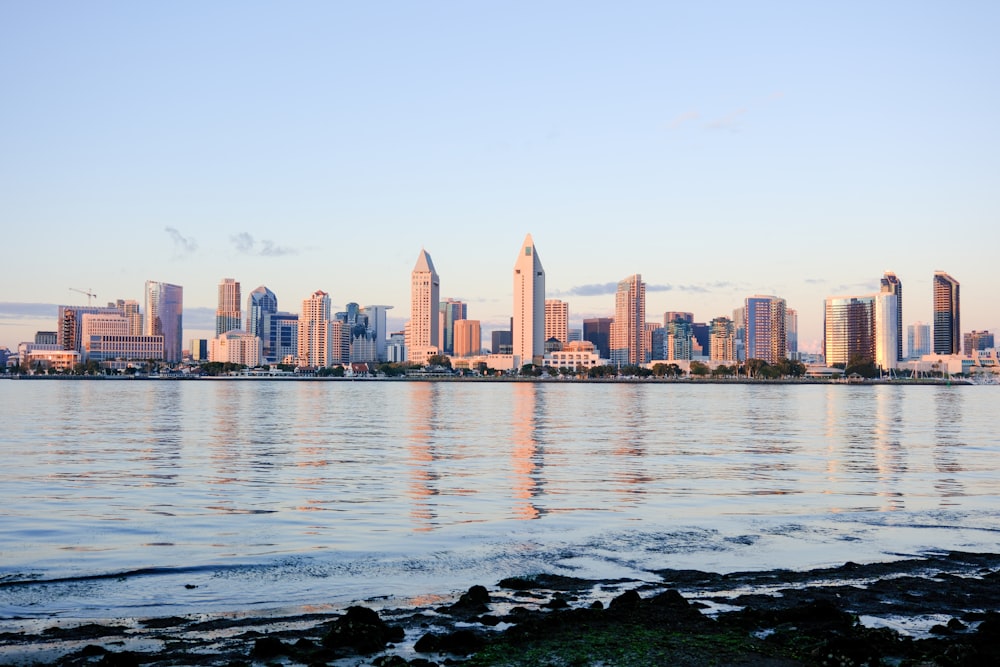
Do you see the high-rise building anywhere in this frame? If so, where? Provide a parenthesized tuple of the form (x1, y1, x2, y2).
(361, 305, 393, 362)
(544, 299, 569, 344)
(216, 278, 242, 336)
(709, 316, 735, 361)
(246, 285, 277, 342)
(964, 330, 994, 356)
(268, 312, 299, 364)
(491, 329, 513, 355)
(823, 296, 875, 367)
(210, 330, 261, 366)
(880, 271, 904, 362)
(908, 322, 931, 358)
(874, 293, 899, 371)
(298, 290, 331, 367)
(785, 308, 798, 359)
(744, 295, 786, 365)
(732, 306, 746, 361)
(145, 281, 183, 363)
(406, 249, 440, 362)
(453, 319, 481, 357)
(58, 304, 121, 352)
(583, 317, 612, 360)
(113, 299, 143, 336)
(439, 298, 467, 355)
(512, 234, 545, 368)
(933, 271, 960, 355)
(610, 274, 646, 366)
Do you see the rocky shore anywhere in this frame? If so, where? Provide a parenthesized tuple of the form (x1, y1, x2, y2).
(2, 551, 999, 666)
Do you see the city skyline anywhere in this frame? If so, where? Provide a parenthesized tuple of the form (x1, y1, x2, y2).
(2, 4, 998, 350)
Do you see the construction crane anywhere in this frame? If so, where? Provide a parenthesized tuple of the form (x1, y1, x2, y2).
(69, 287, 97, 306)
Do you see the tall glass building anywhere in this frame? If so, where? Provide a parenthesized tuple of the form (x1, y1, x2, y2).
(145, 281, 183, 363)
(933, 271, 960, 355)
(744, 295, 787, 365)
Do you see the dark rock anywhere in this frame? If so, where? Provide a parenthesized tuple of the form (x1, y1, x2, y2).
(609, 589, 641, 611)
(544, 597, 569, 609)
(590, 600, 604, 609)
(498, 576, 535, 590)
(80, 645, 109, 657)
(97, 650, 141, 667)
(322, 605, 403, 654)
(372, 656, 410, 667)
(449, 584, 491, 613)
(436, 629, 486, 655)
(251, 635, 288, 658)
(478, 614, 501, 626)
(414, 632, 440, 653)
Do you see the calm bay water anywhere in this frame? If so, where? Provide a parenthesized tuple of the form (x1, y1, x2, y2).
(1, 379, 998, 623)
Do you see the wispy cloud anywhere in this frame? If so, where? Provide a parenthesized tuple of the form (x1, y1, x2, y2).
(557, 282, 721, 297)
(561, 282, 619, 297)
(706, 107, 749, 131)
(183, 307, 216, 331)
(231, 233, 298, 257)
(165, 227, 197, 258)
(667, 110, 700, 130)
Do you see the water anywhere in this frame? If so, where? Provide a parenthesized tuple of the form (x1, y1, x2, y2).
(1, 380, 998, 624)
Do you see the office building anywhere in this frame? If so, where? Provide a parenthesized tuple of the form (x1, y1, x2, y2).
(439, 298, 467, 355)
(406, 249, 440, 362)
(709, 316, 735, 361)
(908, 322, 931, 359)
(933, 271, 960, 355)
(785, 309, 798, 358)
(361, 305, 393, 361)
(34, 331, 57, 345)
(145, 281, 183, 363)
(190, 339, 209, 361)
(823, 296, 875, 367)
(964, 330, 995, 356)
(453, 319, 481, 357)
(216, 278, 242, 336)
(874, 293, 899, 371)
(611, 274, 646, 366)
(513, 234, 546, 368)
(545, 299, 569, 344)
(298, 290, 332, 367)
(744, 295, 786, 365)
(246, 285, 278, 341)
(491, 329, 512, 355)
(583, 317, 612, 360)
(880, 271, 904, 362)
(210, 330, 261, 366)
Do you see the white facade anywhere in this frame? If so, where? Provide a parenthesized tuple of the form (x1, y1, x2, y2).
(406, 249, 440, 362)
(210, 330, 261, 366)
(875, 293, 899, 370)
(513, 234, 545, 368)
(544, 340, 602, 369)
(544, 299, 568, 344)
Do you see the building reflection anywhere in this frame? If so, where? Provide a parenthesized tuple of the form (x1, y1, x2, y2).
(511, 383, 545, 520)
(933, 388, 965, 504)
(611, 384, 650, 498)
(406, 382, 441, 530)
(871, 386, 905, 511)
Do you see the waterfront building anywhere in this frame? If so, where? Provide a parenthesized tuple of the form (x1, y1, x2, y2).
(210, 330, 261, 366)
(823, 295, 875, 367)
(58, 304, 121, 352)
(298, 290, 332, 367)
(880, 271, 904, 362)
(439, 298, 467, 355)
(18, 343, 79, 372)
(964, 330, 995, 356)
(406, 249, 440, 363)
(453, 319, 481, 357)
(512, 234, 546, 368)
(545, 340, 602, 370)
(874, 293, 899, 371)
(611, 274, 646, 367)
(81, 312, 165, 367)
(491, 329, 512, 355)
(744, 295, 786, 365)
(387, 331, 406, 363)
(709, 316, 735, 361)
(692, 322, 710, 358)
(664, 314, 693, 361)
(216, 278, 242, 336)
(145, 281, 183, 363)
(732, 306, 746, 361)
(933, 271, 960, 355)
(908, 322, 931, 359)
(544, 299, 569, 344)
(329, 319, 351, 366)
(583, 317, 612, 359)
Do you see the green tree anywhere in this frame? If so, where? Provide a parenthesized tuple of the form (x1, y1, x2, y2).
(845, 354, 878, 379)
(690, 361, 710, 377)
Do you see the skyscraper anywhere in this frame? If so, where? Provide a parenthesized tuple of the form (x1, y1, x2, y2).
(963, 330, 994, 356)
(874, 293, 899, 371)
(453, 319, 481, 357)
(880, 271, 904, 362)
(908, 322, 931, 358)
(823, 296, 875, 367)
(361, 305, 393, 362)
(216, 278, 242, 336)
(610, 274, 646, 367)
(785, 308, 798, 359)
(406, 249, 440, 363)
(512, 234, 545, 368)
(709, 316, 735, 361)
(246, 286, 277, 339)
(744, 295, 786, 365)
(933, 271, 960, 355)
(439, 298, 467, 355)
(298, 290, 331, 367)
(583, 317, 612, 360)
(544, 299, 569, 344)
(145, 281, 183, 363)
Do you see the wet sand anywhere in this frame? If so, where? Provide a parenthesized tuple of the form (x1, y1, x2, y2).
(2, 550, 999, 666)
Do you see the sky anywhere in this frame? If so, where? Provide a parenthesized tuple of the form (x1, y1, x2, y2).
(2, 2, 998, 354)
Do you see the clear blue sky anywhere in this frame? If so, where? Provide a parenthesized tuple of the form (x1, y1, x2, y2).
(2, 2, 998, 353)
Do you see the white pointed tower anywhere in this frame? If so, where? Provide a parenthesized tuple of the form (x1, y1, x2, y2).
(406, 248, 440, 362)
(513, 234, 545, 368)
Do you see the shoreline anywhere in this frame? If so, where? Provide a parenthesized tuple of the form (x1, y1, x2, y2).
(3, 551, 999, 666)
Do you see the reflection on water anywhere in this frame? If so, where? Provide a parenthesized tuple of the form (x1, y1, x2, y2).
(2, 381, 999, 588)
